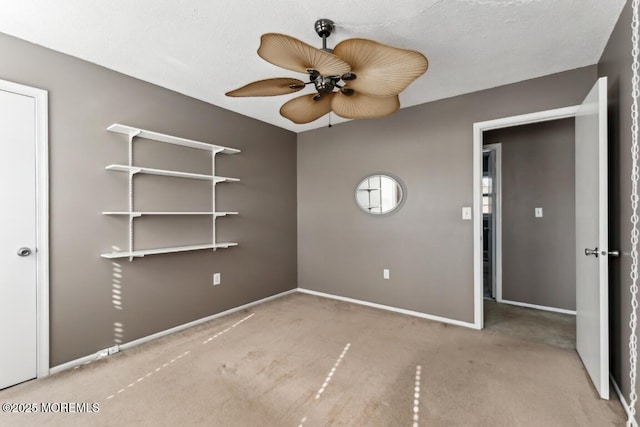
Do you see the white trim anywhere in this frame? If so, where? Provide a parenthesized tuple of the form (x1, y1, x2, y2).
(0, 79, 49, 379)
(612, 374, 638, 427)
(473, 105, 580, 329)
(483, 143, 502, 301)
(297, 288, 479, 330)
(49, 352, 99, 374)
(597, 77, 610, 400)
(50, 289, 296, 374)
(498, 298, 576, 315)
(473, 123, 484, 329)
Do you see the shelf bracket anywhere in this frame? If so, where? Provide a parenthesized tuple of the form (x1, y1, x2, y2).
(212, 150, 217, 249)
(127, 130, 140, 262)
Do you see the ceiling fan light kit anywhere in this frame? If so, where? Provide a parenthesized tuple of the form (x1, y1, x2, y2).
(226, 19, 428, 125)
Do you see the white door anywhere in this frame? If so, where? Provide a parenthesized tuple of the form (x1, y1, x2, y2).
(575, 77, 609, 400)
(0, 87, 38, 389)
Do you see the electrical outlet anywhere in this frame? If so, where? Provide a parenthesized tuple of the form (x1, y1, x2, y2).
(108, 345, 119, 355)
(535, 207, 543, 218)
(97, 348, 109, 358)
(383, 269, 390, 280)
(213, 273, 221, 286)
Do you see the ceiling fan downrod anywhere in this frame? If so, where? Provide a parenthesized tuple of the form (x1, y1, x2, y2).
(310, 19, 356, 99)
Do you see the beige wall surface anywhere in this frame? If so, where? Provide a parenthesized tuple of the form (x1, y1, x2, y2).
(298, 66, 597, 323)
(485, 119, 576, 311)
(597, 0, 635, 413)
(0, 33, 297, 366)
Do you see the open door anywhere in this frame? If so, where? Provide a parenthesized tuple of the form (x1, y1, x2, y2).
(575, 76, 610, 400)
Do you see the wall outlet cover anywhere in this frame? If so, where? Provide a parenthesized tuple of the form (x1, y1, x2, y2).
(383, 268, 390, 279)
(213, 273, 221, 286)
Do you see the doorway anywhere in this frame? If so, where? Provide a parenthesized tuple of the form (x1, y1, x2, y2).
(472, 105, 580, 329)
(472, 77, 611, 400)
(0, 79, 49, 389)
(482, 120, 577, 315)
(481, 122, 577, 348)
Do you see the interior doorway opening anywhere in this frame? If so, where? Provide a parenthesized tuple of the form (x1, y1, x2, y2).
(473, 105, 580, 330)
(481, 119, 577, 316)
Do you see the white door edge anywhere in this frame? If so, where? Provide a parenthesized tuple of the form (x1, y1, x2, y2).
(472, 105, 580, 329)
(0, 79, 50, 378)
(597, 77, 610, 397)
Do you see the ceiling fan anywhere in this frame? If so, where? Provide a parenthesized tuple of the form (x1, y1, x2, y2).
(226, 19, 429, 125)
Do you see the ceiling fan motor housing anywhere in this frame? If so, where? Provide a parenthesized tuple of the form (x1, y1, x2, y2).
(313, 76, 337, 98)
(314, 19, 334, 38)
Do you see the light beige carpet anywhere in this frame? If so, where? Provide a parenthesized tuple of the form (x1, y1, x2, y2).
(0, 293, 627, 426)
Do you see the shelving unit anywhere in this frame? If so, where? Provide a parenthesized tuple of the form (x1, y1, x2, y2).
(101, 124, 240, 260)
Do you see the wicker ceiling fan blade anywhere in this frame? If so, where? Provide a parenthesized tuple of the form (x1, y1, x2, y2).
(258, 33, 351, 76)
(280, 93, 334, 124)
(226, 78, 306, 97)
(331, 91, 400, 119)
(333, 38, 428, 97)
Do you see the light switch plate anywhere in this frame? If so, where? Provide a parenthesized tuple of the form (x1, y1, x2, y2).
(535, 207, 543, 218)
(462, 207, 472, 220)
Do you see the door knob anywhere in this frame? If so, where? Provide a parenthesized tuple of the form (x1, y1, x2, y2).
(584, 247, 599, 257)
(17, 247, 32, 257)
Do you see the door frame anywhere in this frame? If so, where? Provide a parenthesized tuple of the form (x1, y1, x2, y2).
(482, 143, 502, 301)
(472, 105, 579, 329)
(0, 78, 50, 378)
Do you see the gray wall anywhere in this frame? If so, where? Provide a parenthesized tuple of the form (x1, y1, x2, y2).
(0, 33, 297, 366)
(598, 0, 636, 414)
(298, 66, 597, 323)
(485, 119, 576, 311)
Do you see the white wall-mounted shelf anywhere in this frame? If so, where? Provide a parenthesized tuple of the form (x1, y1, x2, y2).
(105, 164, 239, 183)
(102, 124, 240, 261)
(101, 243, 238, 259)
(103, 211, 238, 217)
(357, 187, 380, 191)
(107, 124, 240, 154)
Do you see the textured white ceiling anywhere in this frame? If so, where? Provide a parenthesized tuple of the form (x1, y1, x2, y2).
(0, 0, 626, 133)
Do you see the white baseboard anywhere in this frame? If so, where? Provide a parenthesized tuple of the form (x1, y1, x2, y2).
(296, 288, 479, 330)
(498, 298, 576, 315)
(611, 374, 638, 427)
(49, 352, 99, 374)
(50, 288, 297, 375)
